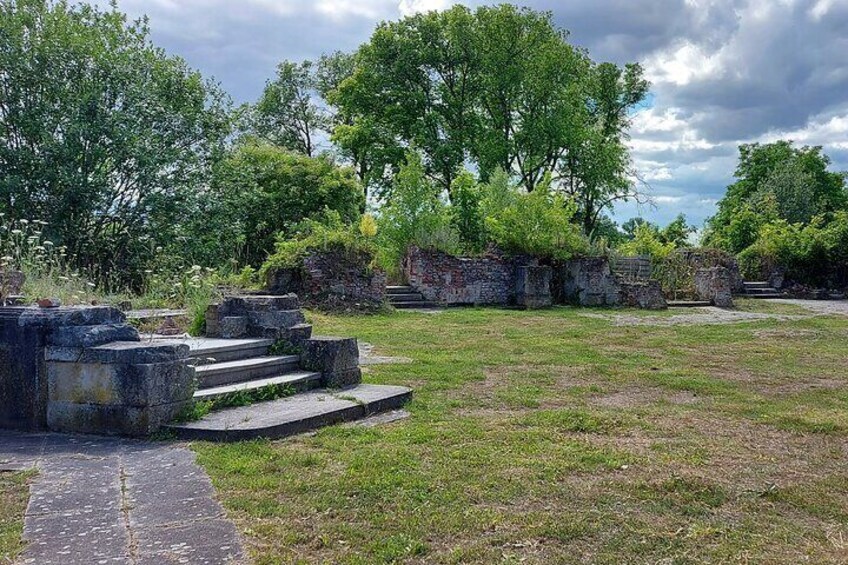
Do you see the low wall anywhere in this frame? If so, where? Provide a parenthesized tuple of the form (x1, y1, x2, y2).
(404, 246, 538, 306)
(672, 249, 744, 294)
(266, 248, 387, 311)
(694, 267, 734, 307)
(553, 257, 667, 310)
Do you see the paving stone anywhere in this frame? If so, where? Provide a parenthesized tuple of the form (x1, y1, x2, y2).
(135, 518, 244, 564)
(22, 512, 129, 564)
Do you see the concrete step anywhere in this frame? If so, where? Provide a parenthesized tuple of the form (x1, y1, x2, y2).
(386, 285, 415, 294)
(387, 293, 426, 302)
(168, 384, 413, 441)
(193, 371, 322, 403)
(668, 300, 713, 308)
(391, 301, 440, 309)
(195, 355, 301, 388)
(185, 337, 275, 364)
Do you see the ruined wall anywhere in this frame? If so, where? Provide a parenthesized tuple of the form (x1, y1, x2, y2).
(553, 257, 667, 310)
(672, 249, 744, 294)
(694, 267, 734, 307)
(404, 246, 537, 306)
(266, 248, 387, 311)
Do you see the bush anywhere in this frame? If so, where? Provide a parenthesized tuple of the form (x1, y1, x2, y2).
(376, 152, 459, 276)
(261, 211, 378, 278)
(617, 223, 675, 260)
(484, 176, 587, 261)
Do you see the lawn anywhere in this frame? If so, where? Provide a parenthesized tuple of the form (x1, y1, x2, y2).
(0, 470, 33, 562)
(194, 300, 848, 564)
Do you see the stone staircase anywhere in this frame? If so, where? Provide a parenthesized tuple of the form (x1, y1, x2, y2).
(166, 296, 412, 441)
(742, 281, 783, 299)
(386, 285, 439, 309)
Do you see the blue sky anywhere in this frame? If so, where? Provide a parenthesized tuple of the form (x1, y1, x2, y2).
(97, 0, 848, 228)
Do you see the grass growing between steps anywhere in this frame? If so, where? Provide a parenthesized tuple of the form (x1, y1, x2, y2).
(175, 383, 298, 422)
(193, 302, 848, 564)
(0, 470, 34, 561)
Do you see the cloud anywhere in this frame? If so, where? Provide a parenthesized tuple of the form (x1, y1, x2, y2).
(92, 0, 848, 227)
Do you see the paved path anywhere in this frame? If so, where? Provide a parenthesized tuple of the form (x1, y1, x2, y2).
(0, 431, 245, 564)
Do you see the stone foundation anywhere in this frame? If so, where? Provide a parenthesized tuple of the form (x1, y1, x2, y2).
(301, 336, 362, 389)
(553, 257, 668, 309)
(206, 294, 311, 344)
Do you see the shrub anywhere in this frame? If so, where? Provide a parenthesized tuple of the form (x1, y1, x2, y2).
(484, 177, 587, 261)
(261, 211, 378, 278)
(450, 171, 486, 253)
(617, 223, 675, 260)
(376, 152, 459, 275)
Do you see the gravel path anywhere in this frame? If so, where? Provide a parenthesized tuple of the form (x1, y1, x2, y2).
(0, 431, 245, 564)
(771, 298, 848, 316)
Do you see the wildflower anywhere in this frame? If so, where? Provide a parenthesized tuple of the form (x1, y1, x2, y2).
(11, 230, 22, 235)
(144, 269, 153, 274)
(86, 282, 95, 288)
(155, 246, 163, 253)
(19, 219, 28, 225)
(59, 276, 70, 282)
(1, 256, 12, 262)
(44, 240, 54, 246)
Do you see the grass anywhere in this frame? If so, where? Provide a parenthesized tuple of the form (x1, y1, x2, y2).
(192, 302, 848, 564)
(0, 470, 34, 561)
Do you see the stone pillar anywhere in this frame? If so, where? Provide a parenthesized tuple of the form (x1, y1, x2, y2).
(515, 266, 552, 309)
(301, 337, 362, 389)
(694, 267, 734, 308)
(0, 306, 128, 431)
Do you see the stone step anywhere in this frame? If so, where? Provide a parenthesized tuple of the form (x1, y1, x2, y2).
(668, 300, 713, 308)
(167, 384, 413, 441)
(745, 288, 779, 295)
(386, 293, 425, 302)
(193, 370, 322, 403)
(744, 281, 771, 288)
(742, 293, 784, 299)
(195, 355, 301, 388)
(386, 285, 416, 294)
(125, 309, 188, 322)
(391, 301, 440, 309)
(185, 337, 275, 364)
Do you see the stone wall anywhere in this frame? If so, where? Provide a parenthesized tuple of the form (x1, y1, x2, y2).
(266, 248, 387, 311)
(552, 257, 667, 310)
(404, 246, 536, 306)
(206, 294, 311, 345)
(671, 249, 744, 294)
(694, 267, 734, 307)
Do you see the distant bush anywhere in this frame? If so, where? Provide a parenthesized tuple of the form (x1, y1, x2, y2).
(617, 223, 675, 260)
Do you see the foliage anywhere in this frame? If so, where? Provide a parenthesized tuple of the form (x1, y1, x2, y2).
(450, 171, 486, 253)
(0, 0, 231, 289)
(376, 152, 459, 275)
(617, 223, 675, 260)
(329, 4, 647, 232)
(705, 141, 847, 254)
(248, 60, 328, 156)
(484, 176, 587, 261)
(261, 211, 378, 278)
(189, 142, 364, 268)
(0, 216, 100, 303)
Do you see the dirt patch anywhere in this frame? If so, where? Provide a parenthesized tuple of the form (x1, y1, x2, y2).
(753, 328, 822, 339)
(590, 387, 701, 409)
(358, 342, 414, 365)
(772, 299, 848, 317)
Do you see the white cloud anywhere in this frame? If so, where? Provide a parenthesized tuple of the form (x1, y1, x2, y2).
(398, 0, 453, 17)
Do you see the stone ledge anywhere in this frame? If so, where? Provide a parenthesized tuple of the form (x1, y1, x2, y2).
(47, 400, 189, 437)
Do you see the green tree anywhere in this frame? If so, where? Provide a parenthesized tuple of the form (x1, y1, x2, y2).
(197, 143, 364, 267)
(0, 0, 230, 287)
(329, 4, 647, 225)
(705, 141, 847, 253)
(250, 60, 327, 157)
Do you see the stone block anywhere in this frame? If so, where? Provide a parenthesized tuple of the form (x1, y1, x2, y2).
(281, 323, 313, 348)
(47, 324, 140, 348)
(47, 361, 194, 407)
(0, 270, 24, 296)
(219, 316, 248, 339)
(205, 304, 220, 337)
(323, 368, 362, 389)
(515, 265, 552, 309)
(76, 341, 190, 365)
(46, 400, 189, 437)
(619, 281, 668, 310)
(694, 267, 733, 308)
(301, 336, 361, 388)
(247, 309, 305, 332)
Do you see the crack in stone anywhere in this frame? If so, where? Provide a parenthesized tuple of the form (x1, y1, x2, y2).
(120, 464, 139, 564)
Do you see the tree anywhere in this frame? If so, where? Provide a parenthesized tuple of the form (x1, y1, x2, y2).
(250, 60, 327, 157)
(0, 0, 230, 287)
(197, 142, 365, 268)
(329, 4, 648, 223)
(705, 141, 848, 253)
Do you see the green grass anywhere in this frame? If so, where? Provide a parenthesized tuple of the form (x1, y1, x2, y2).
(193, 303, 848, 564)
(0, 470, 34, 561)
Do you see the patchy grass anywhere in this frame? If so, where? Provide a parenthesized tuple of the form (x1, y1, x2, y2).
(0, 470, 33, 561)
(193, 303, 848, 564)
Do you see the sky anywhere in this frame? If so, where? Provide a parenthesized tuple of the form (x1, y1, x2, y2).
(96, 0, 848, 228)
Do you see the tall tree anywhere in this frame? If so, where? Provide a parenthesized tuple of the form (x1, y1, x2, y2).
(251, 60, 326, 157)
(0, 0, 230, 286)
